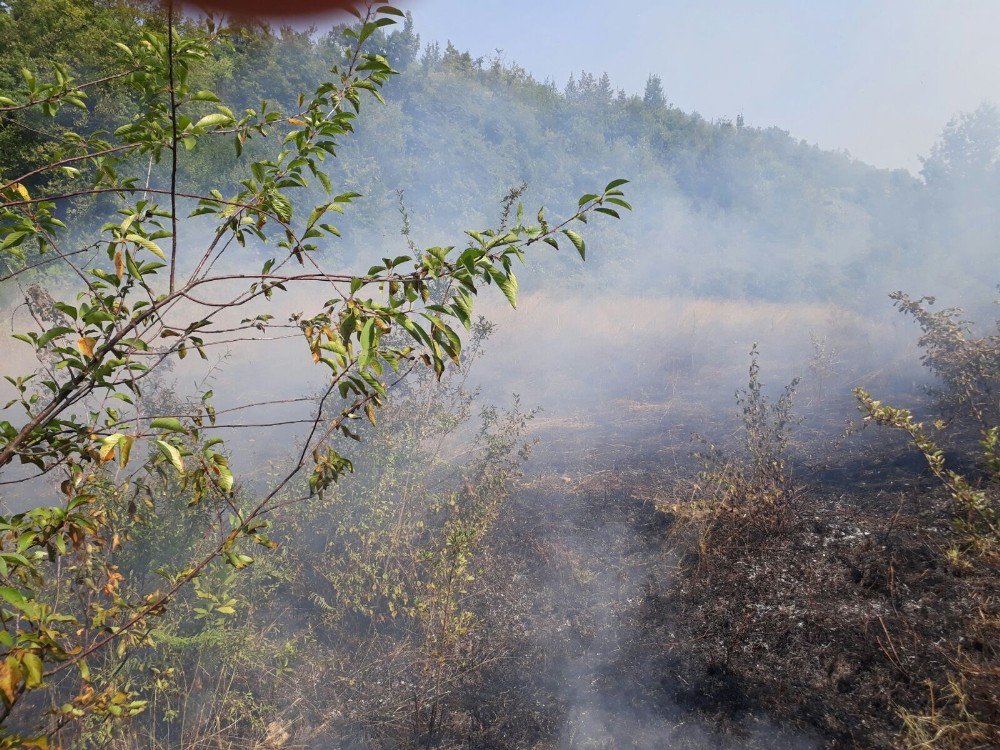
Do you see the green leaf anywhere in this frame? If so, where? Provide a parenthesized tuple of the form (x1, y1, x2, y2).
(36, 327, 73, 348)
(359, 318, 376, 366)
(150, 417, 185, 433)
(190, 90, 221, 103)
(118, 435, 134, 467)
(0, 587, 26, 607)
(217, 464, 234, 494)
(22, 652, 43, 688)
(2, 231, 30, 250)
(563, 229, 586, 260)
(451, 290, 474, 329)
(194, 112, 233, 130)
(306, 203, 330, 228)
(498, 270, 518, 308)
(155, 440, 184, 472)
(400, 317, 430, 348)
(126, 234, 165, 260)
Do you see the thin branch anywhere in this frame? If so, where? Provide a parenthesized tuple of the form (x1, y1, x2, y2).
(0, 144, 141, 193)
(167, 0, 179, 294)
(3, 187, 270, 220)
(45, 365, 391, 676)
(0, 68, 140, 114)
(0, 114, 62, 143)
(0, 244, 99, 284)
(126, 332, 301, 355)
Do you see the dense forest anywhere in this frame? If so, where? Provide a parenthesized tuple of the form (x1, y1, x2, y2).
(0, 2, 997, 749)
(5, 0, 999, 309)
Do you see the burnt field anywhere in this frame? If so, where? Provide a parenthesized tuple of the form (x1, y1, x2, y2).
(254, 288, 994, 750)
(447, 376, 997, 750)
(3, 283, 993, 750)
(400, 287, 999, 750)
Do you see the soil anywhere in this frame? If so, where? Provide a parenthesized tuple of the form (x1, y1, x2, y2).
(458, 415, 998, 750)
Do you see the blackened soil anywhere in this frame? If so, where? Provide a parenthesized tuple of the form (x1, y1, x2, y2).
(466, 436, 997, 750)
(465, 469, 822, 749)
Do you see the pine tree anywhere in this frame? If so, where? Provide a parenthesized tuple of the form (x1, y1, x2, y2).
(643, 74, 666, 109)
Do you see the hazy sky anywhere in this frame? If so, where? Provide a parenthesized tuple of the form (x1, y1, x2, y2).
(393, 0, 1000, 173)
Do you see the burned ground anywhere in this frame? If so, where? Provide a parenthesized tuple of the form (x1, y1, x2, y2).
(433, 382, 998, 750)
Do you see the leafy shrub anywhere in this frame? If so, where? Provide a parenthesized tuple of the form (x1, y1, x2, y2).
(91, 323, 538, 749)
(0, 4, 628, 745)
(855, 292, 999, 749)
(888, 291, 1000, 428)
(673, 344, 800, 555)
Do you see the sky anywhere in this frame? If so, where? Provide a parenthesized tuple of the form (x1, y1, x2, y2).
(385, 0, 1000, 174)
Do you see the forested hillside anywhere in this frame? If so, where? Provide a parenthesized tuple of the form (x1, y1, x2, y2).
(4, 1, 997, 308)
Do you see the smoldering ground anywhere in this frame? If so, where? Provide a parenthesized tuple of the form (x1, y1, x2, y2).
(0, 187, 970, 748)
(0, 244, 944, 748)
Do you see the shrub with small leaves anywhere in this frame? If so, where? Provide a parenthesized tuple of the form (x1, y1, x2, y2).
(0, 4, 630, 744)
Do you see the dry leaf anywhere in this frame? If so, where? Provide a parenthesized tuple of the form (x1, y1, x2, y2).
(77, 337, 96, 358)
(0, 658, 20, 705)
